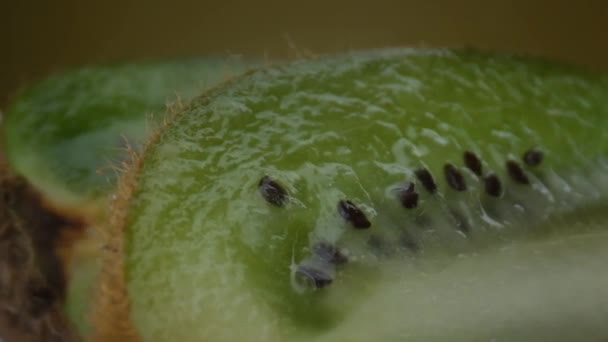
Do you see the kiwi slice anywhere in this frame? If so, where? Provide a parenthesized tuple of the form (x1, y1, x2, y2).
(95, 48, 608, 341)
(1, 58, 257, 338)
(2, 58, 254, 211)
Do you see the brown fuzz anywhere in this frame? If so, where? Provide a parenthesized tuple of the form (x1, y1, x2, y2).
(312, 242, 348, 265)
(398, 182, 419, 209)
(444, 163, 467, 192)
(463, 151, 483, 176)
(506, 160, 530, 184)
(0, 163, 83, 341)
(258, 175, 289, 206)
(26, 283, 56, 318)
(337, 200, 371, 229)
(90, 143, 143, 342)
(523, 148, 544, 166)
(484, 173, 503, 197)
(91, 92, 198, 342)
(414, 168, 437, 193)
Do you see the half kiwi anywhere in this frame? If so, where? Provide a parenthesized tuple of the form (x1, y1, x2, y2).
(95, 48, 608, 341)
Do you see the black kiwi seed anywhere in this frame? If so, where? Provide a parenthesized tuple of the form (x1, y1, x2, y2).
(444, 163, 467, 191)
(295, 265, 333, 289)
(337, 200, 371, 229)
(312, 242, 348, 265)
(398, 182, 419, 209)
(414, 168, 437, 193)
(258, 175, 288, 206)
(523, 148, 544, 166)
(506, 160, 530, 184)
(484, 172, 502, 197)
(463, 151, 483, 176)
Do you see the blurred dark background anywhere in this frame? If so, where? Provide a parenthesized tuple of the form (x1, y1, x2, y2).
(2, 0, 607, 108)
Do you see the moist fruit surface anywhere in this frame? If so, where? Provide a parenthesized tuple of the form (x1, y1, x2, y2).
(106, 49, 608, 341)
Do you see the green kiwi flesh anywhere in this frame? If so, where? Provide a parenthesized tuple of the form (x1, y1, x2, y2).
(2, 58, 254, 209)
(123, 49, 608, 341)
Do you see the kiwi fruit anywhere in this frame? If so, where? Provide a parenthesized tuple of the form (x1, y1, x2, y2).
(2, 57, 254, 213)
(2, 48, 608, 341)
(0, 57, 256, 338)
(88, 48, 608, 341)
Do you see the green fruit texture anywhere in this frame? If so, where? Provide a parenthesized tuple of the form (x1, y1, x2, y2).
(119, 49, 608, 341)
(3, 58, 254, 208)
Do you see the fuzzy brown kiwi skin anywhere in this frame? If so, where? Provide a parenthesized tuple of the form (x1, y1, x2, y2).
(88, 73, 250, 342)
(88, 144, 142, 342)
(0, 158, 85, 341)
(88, 107, 193, 341)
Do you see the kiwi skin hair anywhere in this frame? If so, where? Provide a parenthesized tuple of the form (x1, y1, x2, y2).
(91, 48, 608, 341)
(3, 58, 255, 216)
(1, 58, 256, 340)
(0, 46, 607, 341)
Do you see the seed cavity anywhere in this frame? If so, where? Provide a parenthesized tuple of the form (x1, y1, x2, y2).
(415, 168, 437, 193)
(506, 160, 530, 184)
(523, 148, 544, 166)
(398, 182, 419, 209)
(337, 200, 371, 229)
(463, 151, 482, 176)
(484, 172, 502, 197)
(258, 175, 288, 206)
(312, 242, 348, 265)
(444, 163, 467, 191)
(294, 265, 333, 289)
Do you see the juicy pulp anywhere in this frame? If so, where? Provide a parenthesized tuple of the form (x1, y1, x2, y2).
(120, 49, 608, 341)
